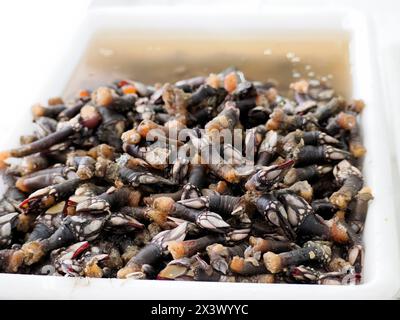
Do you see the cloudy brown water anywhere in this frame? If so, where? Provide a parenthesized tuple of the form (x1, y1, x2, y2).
(63, 30, 351, 99)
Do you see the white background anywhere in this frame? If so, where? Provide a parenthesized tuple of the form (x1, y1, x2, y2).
(0, 0, 91, 145)
(0, 0, 399, 298)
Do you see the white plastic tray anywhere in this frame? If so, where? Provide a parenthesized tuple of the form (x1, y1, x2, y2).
(1, 3, 399, 299)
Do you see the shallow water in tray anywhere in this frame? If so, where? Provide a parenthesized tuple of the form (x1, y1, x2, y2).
(63, 30, 351, 99)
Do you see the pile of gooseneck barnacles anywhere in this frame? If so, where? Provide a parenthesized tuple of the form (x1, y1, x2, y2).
(0, 68, 371, 284)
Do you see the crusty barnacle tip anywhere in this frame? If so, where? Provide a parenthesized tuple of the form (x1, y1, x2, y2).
(117, 265, 141, 279)
(328, 257, 352, 273)
(249, 236, 266, 252)
(334, 210, 346, 220)
(206, 73, 221, 89)
(328, 219, 350, 244)
(88, 144, 115, 160)
(248, 236, 258, 247)
(352, 99, 365, 113)
(158, 264, 188, 280)
(300, 189, 313, 203)
(121, 84, 137, 95)
(259, 274, 275, 284)
(121, 129, 141, 145)
(78, 89, 90, 99)
(164, 117, 187, 131)
(21, 241, 45, 265)
(76, 167, 94, 180)
(337, 112, 356, 130)
(84, 262, 103, 278)
(146, 209, 169, 226)
(92, 86, 113, 107)
(7, 250, 25, 273)
(206, 243, 227, 256)
(15, 177, 30, 193)
(167, 241, 186, 260)
(48, 96, 64, 105)
(31, 103, 45, 118)
(204, 127, 221, 140)
(214, 181, 228, 194)
(329, 191, 351, 210)
(80, 105, 101, 129)
(122, 246, 140, 264)
(359, 186, 373, 199)
(229, 256, 245, 274)
(263, 252, 282, 274)
(350, 143, 367, 158)
(265, 119, 279, 131)
(290, 79, 309, 94)
(224, 169, 240, 184)
(137, 120, 161, 138)
(224, 71, 238, 93)
(152, 196, 175, 213)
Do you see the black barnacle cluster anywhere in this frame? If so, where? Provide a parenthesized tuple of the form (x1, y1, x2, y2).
(0, 69, 371, 284)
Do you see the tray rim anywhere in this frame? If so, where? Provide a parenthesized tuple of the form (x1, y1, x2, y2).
(1, 4, 399, 299)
